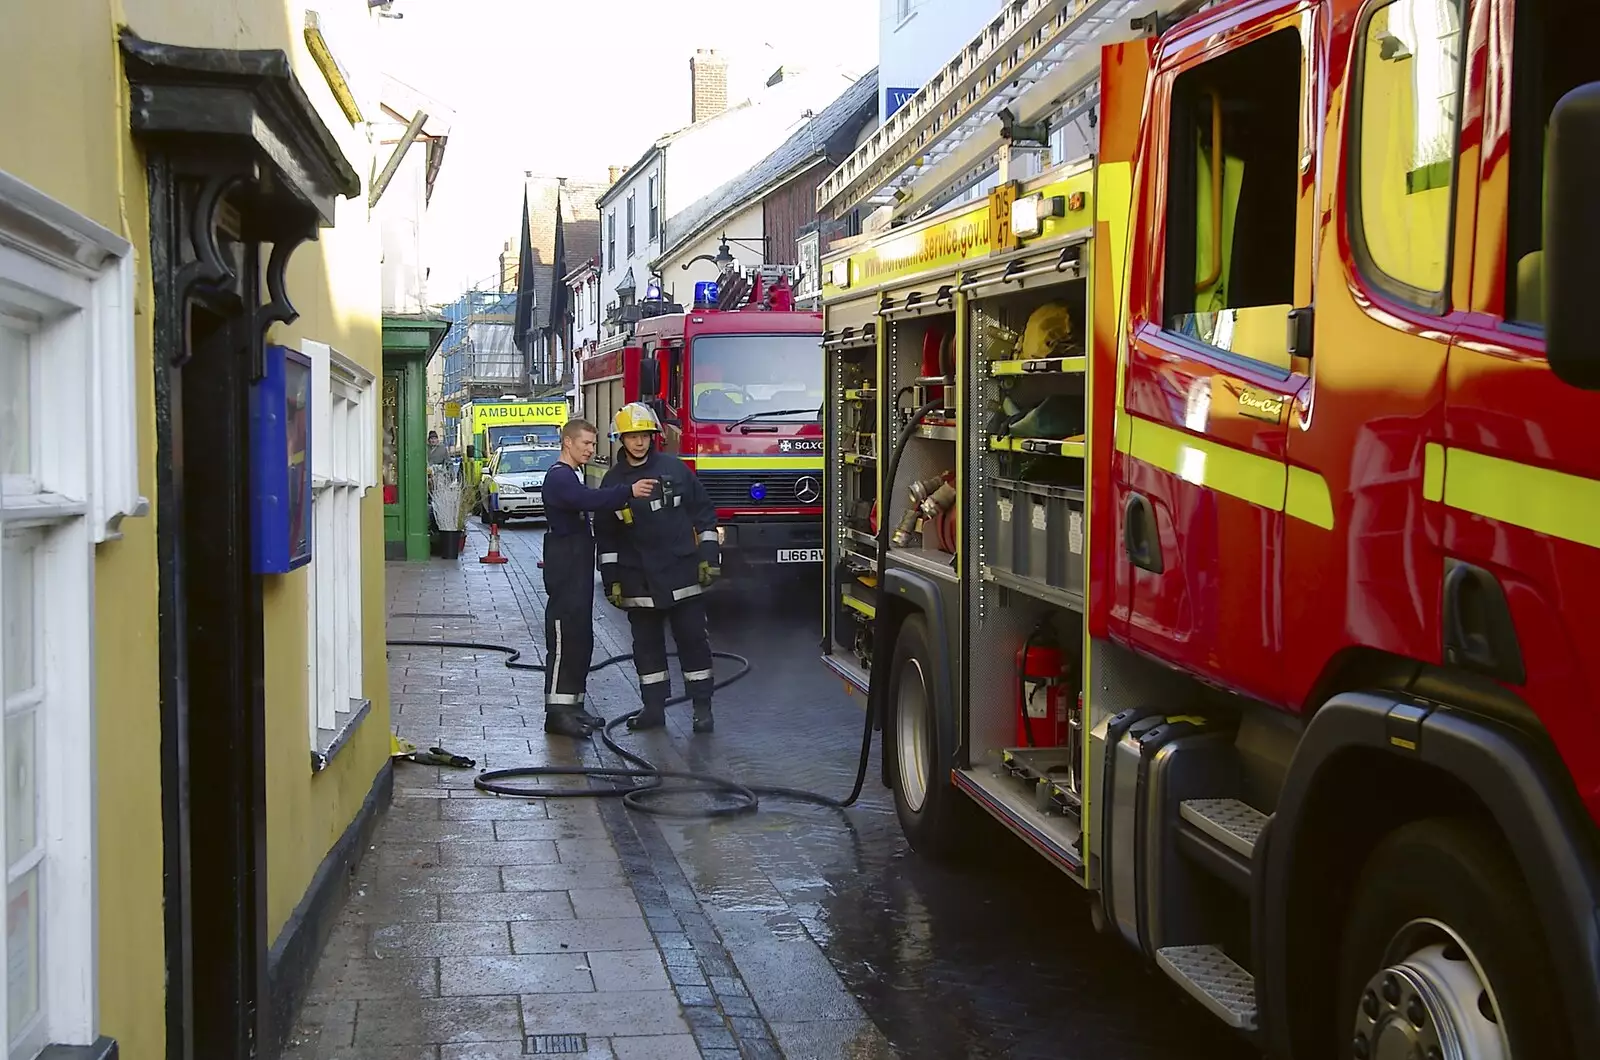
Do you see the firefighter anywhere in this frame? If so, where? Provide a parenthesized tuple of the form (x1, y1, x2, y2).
(539, 417, 658, 738)
(595, 402, 722, 734)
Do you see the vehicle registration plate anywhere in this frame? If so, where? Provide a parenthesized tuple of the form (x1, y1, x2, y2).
(777, 548, 824, 563)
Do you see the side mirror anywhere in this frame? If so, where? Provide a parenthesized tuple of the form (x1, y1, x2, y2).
(639, 356, 661, 395)
(1545, 82, 1600, 389)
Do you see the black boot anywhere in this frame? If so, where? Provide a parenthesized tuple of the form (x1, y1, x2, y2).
(627, 704, 666, 731)
(692, 701, 714, 734)
(544, 709, 599, 738)
(628, 689, 668, 731)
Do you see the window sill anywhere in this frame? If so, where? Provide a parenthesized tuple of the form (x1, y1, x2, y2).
(40, 1037, 118, 1060)
(311, 698, 372, 773)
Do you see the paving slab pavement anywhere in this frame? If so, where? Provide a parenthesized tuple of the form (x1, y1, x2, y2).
(286, 521, 889, 1060)
(485, 524, 897, 1060)
(285, 537, 699, 1059)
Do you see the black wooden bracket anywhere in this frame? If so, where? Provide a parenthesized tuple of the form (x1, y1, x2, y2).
(122, 29, 360, 378)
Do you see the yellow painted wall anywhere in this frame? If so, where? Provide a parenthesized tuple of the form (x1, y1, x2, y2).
(0, 0, 391, 1056)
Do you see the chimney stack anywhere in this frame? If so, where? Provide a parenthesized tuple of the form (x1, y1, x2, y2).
(690, 49, 728, 123)
(608, 165, 622, 185)
(499, 239, 518, 293)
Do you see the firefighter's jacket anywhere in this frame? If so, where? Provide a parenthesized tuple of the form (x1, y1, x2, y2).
(595, 449, 720, 610)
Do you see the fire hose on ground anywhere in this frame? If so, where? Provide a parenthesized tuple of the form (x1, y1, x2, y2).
(384, 396, 942, 822)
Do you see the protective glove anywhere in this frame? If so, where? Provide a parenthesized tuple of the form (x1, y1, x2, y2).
(698, 561, 719, 587)
(608, 583, 623, 608)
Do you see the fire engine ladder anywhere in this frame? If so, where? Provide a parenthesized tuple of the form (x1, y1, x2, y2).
(816, 0, 1214, 223)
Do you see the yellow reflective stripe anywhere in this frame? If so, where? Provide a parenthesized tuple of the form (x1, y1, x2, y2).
(1115, 414, 1333, 528)
(693, 455, 824, 470)
(841, 595, 876, 619)
(1286, 465, 1334, 530)
(1121, 417, 1286, 511)
(1098, 161, 1133, 345)
(1423, 442, 1445, 502)
(1440, 447, 1600, 549)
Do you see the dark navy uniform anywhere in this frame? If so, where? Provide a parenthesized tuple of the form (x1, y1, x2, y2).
(595, 448, 721, 729)
(540, 461, 632, 733)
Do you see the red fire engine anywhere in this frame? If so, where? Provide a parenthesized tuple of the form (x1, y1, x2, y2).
(579, 267, 824, 572)
(818, 0, 1600, 1055)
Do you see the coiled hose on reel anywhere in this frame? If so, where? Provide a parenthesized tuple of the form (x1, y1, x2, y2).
(386, 397, 942, 821)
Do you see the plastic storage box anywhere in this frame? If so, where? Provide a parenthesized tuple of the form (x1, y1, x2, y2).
(990, 477, 1085, 594)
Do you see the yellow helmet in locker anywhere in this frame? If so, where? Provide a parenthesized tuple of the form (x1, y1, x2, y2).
(1020, 303, 1074, 360)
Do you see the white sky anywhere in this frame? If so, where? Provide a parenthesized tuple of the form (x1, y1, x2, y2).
(376, 0, 883, 301)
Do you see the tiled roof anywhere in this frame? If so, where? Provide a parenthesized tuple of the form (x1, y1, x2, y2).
(520, 176, 607, 330)
(559, 181, 606, 278)
(656, 69, 879, 263)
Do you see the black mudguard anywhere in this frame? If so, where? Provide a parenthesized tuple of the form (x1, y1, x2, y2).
(1259, 691, 1600, 1059)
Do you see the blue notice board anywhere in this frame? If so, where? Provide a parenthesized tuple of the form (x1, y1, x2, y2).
(885, 87, 918, 119)
(250, 343, 313, 574)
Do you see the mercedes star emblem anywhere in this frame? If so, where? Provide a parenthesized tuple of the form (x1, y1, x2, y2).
(795, 476, 822, 505)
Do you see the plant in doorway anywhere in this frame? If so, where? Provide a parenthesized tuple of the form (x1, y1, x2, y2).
(428, 466, 469, 559)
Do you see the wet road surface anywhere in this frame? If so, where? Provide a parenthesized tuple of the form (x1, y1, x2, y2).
(503, 521, 1258, 1060)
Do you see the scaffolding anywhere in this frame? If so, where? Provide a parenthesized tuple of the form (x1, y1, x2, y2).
(438, 284, 522, 446)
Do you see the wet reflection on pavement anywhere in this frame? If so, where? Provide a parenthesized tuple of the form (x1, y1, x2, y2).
(655, 573, 1256, 1060)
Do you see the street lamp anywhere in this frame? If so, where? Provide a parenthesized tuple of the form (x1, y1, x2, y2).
(681, 233, 769, 271)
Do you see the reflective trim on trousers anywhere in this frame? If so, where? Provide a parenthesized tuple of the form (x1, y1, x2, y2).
(638, 670, 670, 686)
(552, 619, 563, 688)
(672, 584, 703, 600)
(682, 668, 714, 682)
(698, 530, 718, 542)
(545, 693, 586, 706)
(598, 552, 619, 564)
(621, 596, 655, 608)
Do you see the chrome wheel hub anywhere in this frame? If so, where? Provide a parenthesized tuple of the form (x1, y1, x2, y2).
(1353, 923, 1509, 1060)
(895, 658, 931, 813)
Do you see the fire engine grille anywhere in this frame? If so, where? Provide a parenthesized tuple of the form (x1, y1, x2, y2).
(698, 470, 822, 508)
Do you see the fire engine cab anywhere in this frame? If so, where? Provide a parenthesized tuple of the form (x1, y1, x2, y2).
(580, 266, 825, 573)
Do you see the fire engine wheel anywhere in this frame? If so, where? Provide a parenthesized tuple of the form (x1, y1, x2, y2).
(1337, 818, 1570, 1060)
(887, 613, 971, 860)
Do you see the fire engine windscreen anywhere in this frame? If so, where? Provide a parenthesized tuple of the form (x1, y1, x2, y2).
(689, 334, 824, 423)
(488, 424, 562, 450)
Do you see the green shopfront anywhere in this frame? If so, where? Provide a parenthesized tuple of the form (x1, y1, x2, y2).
(382, 315, 449, 560)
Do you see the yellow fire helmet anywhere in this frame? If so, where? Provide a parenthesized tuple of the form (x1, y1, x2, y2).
(1021, 302, 1075, 360)
(612, 401, 662, 438)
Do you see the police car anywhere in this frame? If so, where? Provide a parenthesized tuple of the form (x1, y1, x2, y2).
(483, 444, 562, 521)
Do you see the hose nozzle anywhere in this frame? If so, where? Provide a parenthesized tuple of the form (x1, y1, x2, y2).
(893, 473, 956, 547)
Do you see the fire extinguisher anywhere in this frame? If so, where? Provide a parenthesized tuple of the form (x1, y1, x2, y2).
(1015, 625, 1070, 748)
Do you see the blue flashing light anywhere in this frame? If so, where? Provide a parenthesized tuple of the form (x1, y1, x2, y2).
(695, 280, 720, 307)
(749, 482, 767, 501)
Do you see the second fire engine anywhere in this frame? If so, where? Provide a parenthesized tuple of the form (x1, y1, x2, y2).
(580, 266, 825, 574)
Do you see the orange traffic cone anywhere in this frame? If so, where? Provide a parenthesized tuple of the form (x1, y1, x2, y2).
(479, 522, 508, 564)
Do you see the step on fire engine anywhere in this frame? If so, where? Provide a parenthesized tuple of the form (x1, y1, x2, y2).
(579, 263, 824, 573)
(817, 0, 1600, 1056)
